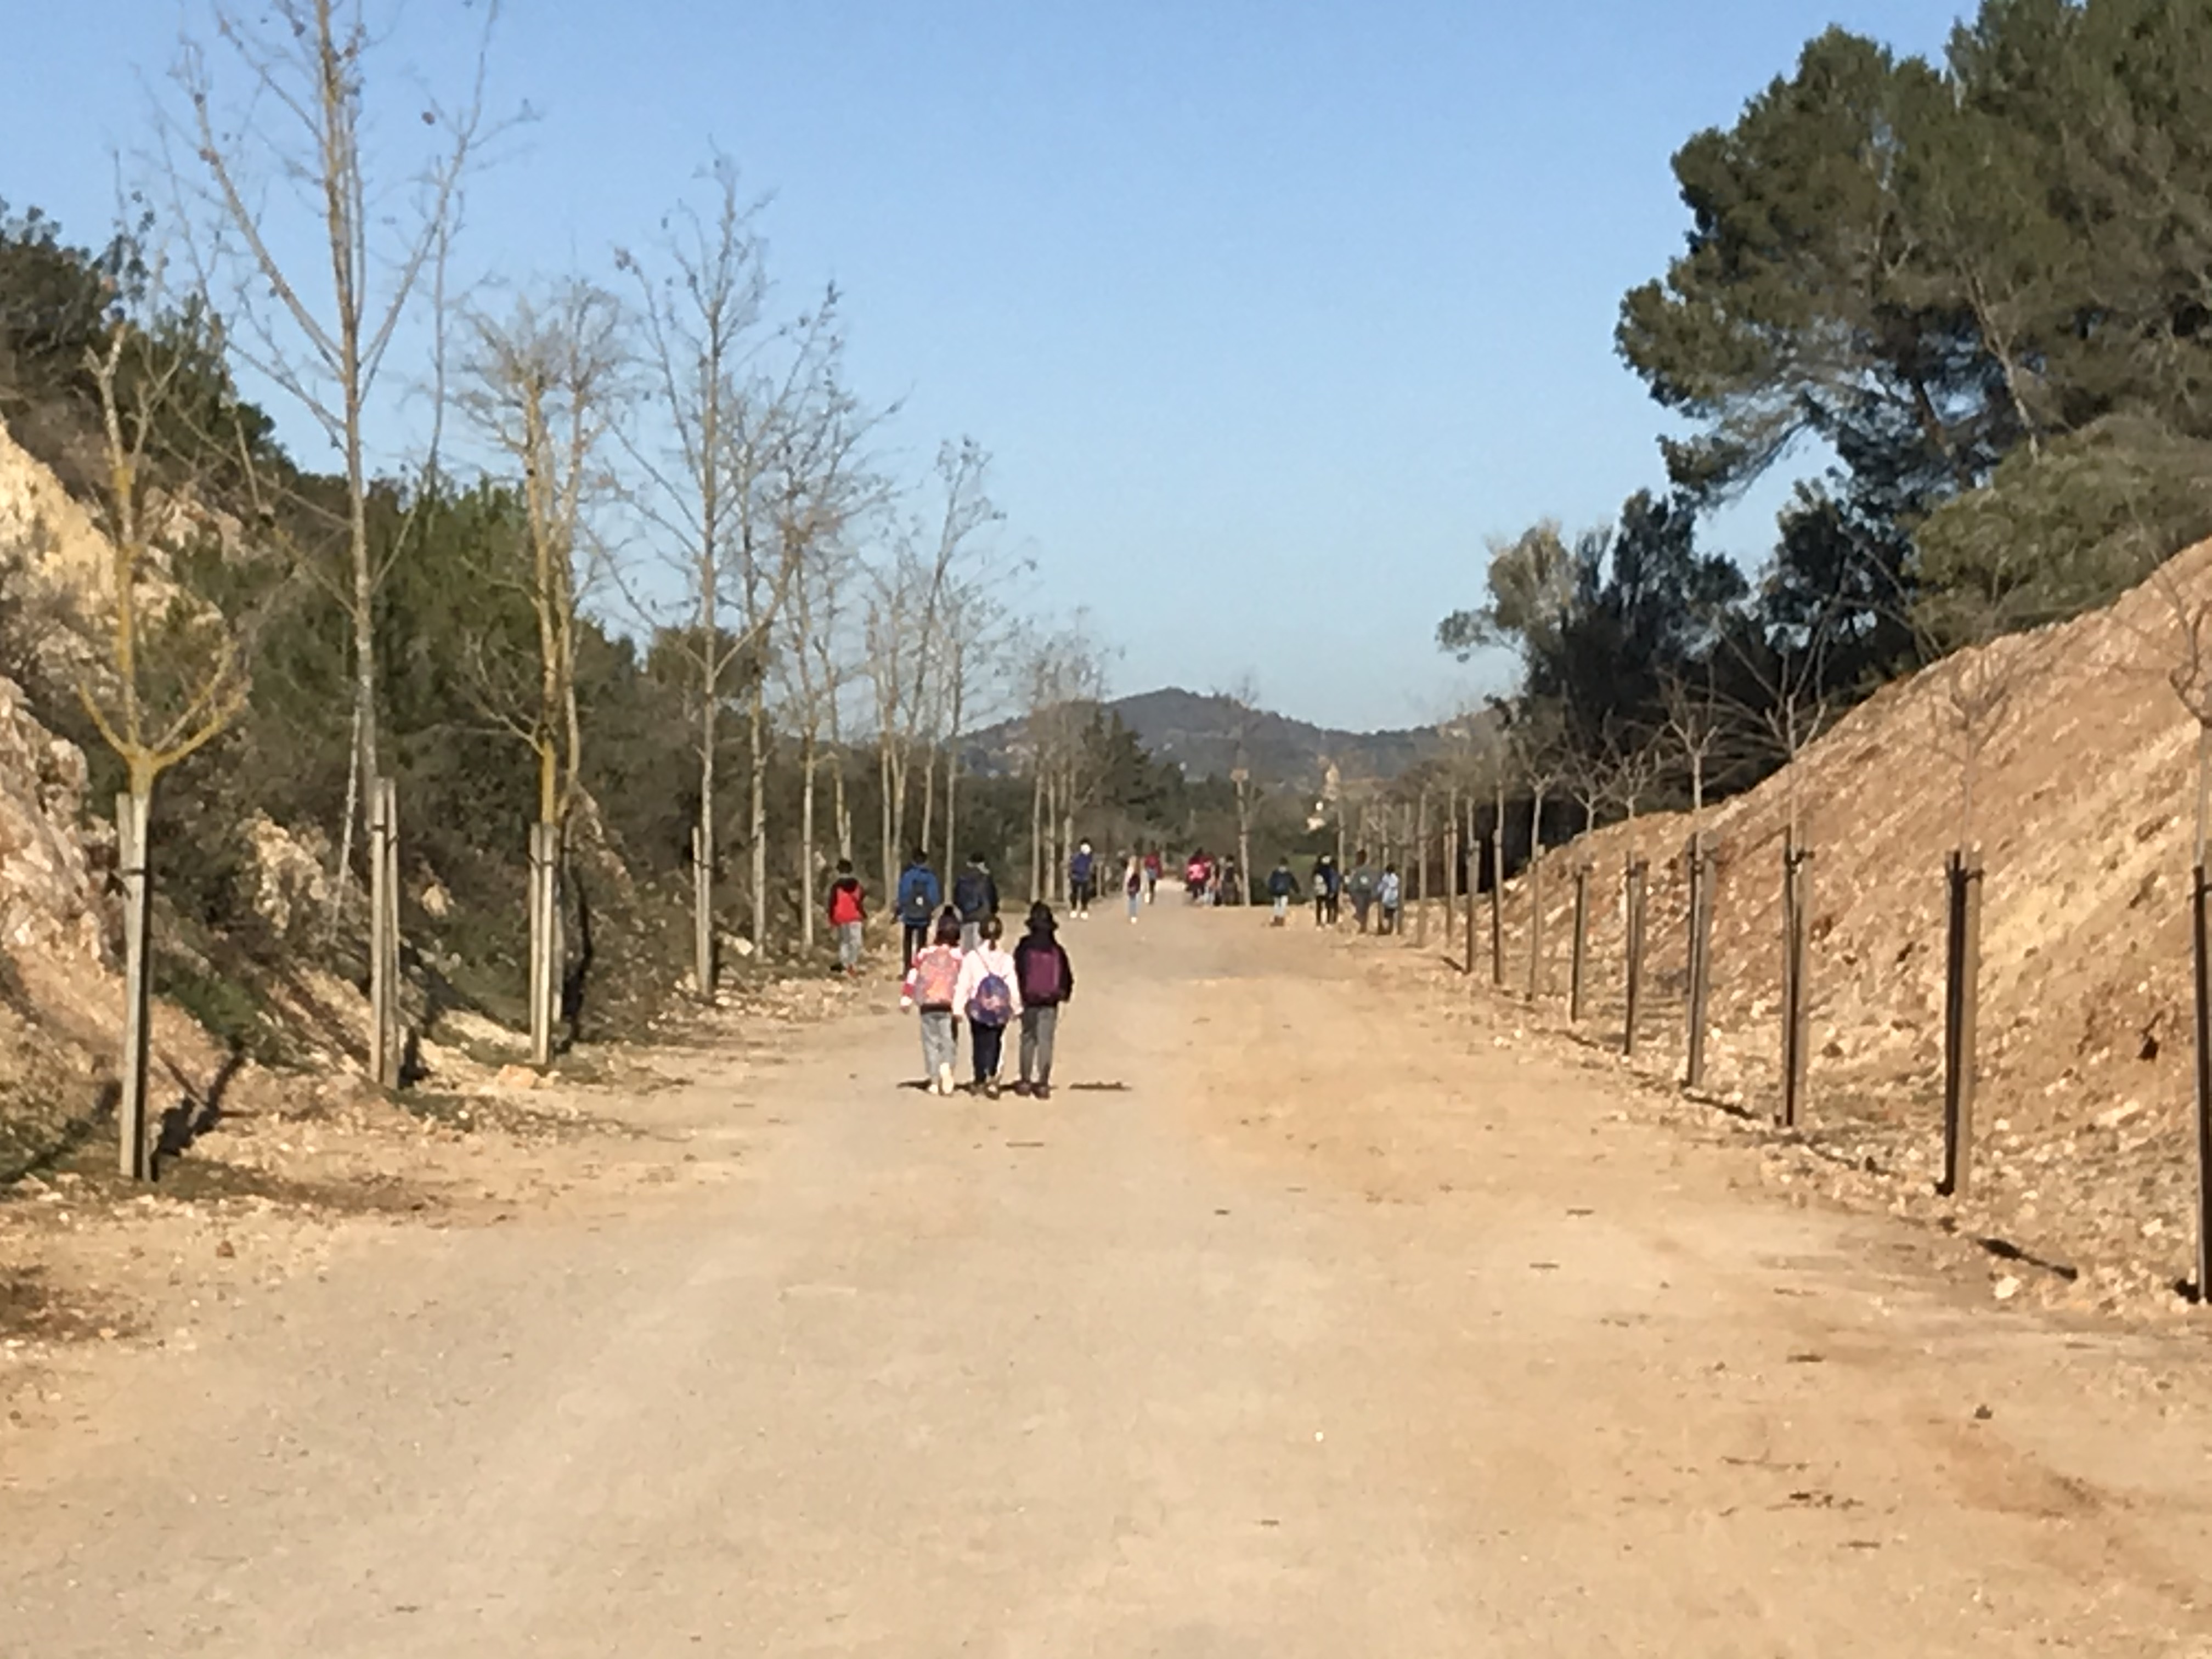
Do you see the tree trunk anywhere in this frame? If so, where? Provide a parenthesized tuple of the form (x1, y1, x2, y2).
(116, 787, 153, 1181)
(879, 739, 898, 911)
(944, 752, 960, 890)
(749, 686, 768, 952)
(800, 735, 819, 950)
(1029, 766, 1045, 902)
(919, 744, 938, 867)
(1235, 776, 1253, 914)
(695, 639, 718, 1002)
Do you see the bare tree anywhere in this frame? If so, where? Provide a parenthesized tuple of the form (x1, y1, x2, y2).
(618, 167, 851, 968)
(864, 439, 999, 902)
(1660, 664, 1726, 841)
(753, 354, 876, 952)
(616, 159, 768, 994)
(456, 279, 624, 1061)
(1220, 674, 1263, 905)
(459, 281, 625, 830)
(776, 517, 862, 948)
(167, 0, 501, 907)
(77, 274, 273, 1177)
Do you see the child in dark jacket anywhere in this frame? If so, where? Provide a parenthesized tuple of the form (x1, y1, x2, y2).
(1012, 902, 1075, 1098)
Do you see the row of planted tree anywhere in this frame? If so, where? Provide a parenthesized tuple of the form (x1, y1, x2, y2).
(0, 4, 1239, 1181)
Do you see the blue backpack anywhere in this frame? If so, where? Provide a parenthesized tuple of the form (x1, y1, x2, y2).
(970, 970, 1015, 1028)
(898, 866, 940, 921)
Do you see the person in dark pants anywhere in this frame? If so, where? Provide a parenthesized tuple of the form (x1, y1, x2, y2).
(1346, 850, 1379, 934)
(952, 914, 1021, 1096)
(895, 849, 942, 969)
(952, 853, 999, 953)
(1312, 855, 1341, 927)
(1013, 902, 1075, 1098)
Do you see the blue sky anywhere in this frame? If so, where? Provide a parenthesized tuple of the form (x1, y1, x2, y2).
(3, 1, 1965, 731)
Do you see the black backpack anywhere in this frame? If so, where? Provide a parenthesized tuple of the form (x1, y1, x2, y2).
(953, 868, 991, 919)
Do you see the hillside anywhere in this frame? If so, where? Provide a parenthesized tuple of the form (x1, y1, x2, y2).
(969, 686, 1454, 792)
(1474, 538, 2212, 1315)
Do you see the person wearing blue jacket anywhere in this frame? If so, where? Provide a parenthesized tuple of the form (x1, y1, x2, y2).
(896, 850, 943, 969)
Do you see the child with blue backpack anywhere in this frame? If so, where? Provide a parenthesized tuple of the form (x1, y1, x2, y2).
(896, 849, 942, 969)
(952, 914, 1023, 1097)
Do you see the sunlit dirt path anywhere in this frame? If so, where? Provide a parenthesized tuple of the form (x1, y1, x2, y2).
(7, 895, 2212, 1655)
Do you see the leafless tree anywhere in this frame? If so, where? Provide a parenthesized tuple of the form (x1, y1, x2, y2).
(615, 158, 770, 990)
(863, 439, 999, 901)
(457, 279, 626, 832)
(1660, 664, 1726, 845)
(166, 0, 503, 910)
(1220, 674, 1263, 902)
(618, 165, 851, 966)
(76, 258, 284, 1177)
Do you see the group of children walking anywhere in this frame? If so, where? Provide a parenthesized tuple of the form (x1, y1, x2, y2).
(1265, 849, 1402, 932)
(900, 899, 1075, 1099)
(1068, 842, 1156, 922)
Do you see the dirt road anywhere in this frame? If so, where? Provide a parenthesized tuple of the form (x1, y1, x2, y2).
(7, 898, 2212, 1654)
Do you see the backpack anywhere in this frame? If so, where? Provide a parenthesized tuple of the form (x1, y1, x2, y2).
(898, 867, 937, 921)
(911, 949, 959, 1009)
(1019, 943, 1065, 1005)
(953, 868, 991, 918)
(970, 969, 1015, 1027)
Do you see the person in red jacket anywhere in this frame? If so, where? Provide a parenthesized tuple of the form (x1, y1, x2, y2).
(826, 860, 867, 977)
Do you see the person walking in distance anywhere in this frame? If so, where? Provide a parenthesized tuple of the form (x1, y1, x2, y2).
(1346, 849, 1379, 935)
(1013, 901, 1075, 1098)
(953, 915, 1022, 1097)
(1376, 862, 1403, 936)
(895, 849, 941, 970)
(1142, 848, 1161, 905)
(1266, 856, 1298, 926)
(1311, 854, 1341, 928)
(1069, 840, 1096, 918)
(952, 852, 998, 953)
(1123, 851, 1144, 922)
(900, 912, 965, 1096)
(826, 859, 867, 976)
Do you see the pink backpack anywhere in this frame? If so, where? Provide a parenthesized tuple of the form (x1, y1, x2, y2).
(910, 948, 960, 1009)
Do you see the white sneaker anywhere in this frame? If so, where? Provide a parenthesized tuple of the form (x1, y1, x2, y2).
(936, 1062, 955, 1097)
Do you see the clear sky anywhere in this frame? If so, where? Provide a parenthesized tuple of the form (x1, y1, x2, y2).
(3, 1, 1965, 732)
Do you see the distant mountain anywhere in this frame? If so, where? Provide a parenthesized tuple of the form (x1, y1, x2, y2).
(968, 686, 1458, 793)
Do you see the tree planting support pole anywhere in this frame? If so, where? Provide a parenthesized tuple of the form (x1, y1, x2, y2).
(1570, 863, 1590, 1024)
(1414, 791, 1431, 949)
(1488, 832, 1505, 987)
(1685, 834, 1716, 1091)
(530, 822, 558, 1068)
(1623, 856, 1649, 1058)
(1942, 848, 1984, 1197)
(1780, 834, 1813, 1129)
(2193, 864, 2212, 1301)
(369, 778, 400, 1089)
(1464, 799, 1479, 979)
(692, 823, 714, 1001)
(1527, 849, 1545, 1000)
(115, 789, 153, 1181)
